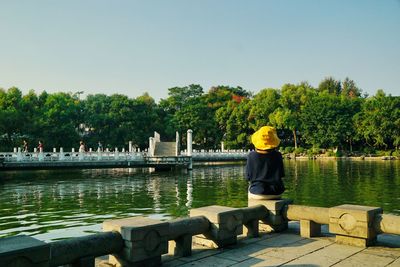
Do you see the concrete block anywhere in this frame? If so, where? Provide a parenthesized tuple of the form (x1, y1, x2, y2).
(248, 199, 292, 233)
(190, 205, 243, 248)
(103, 216, 169, 264)
(248, 198, 293, 214)
(0, 235, 50, 267)
(329, 204, 383, 247)
(243, 219, 259, 238)
(169, 234, 192, 257)
(300, 220, 321, 238)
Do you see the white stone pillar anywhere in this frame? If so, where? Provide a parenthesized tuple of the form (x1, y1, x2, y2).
(38, 149, 44, 161)
(176, 131, 180, 156)
(187, 129, 193, 157)
(187, 129, 193, 170)
(17, 147, 22, 162)
(149, 137, 154, 157)
(221, 141, 225, 152)
(129, 141, 133, 153)
(115, 147, 119, 159)
(60, 147, 65, 160)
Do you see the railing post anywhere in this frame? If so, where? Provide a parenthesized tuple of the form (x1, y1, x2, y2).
(129, 141, 133, 153)
(186, 129, 192, 157)
(248, 199, 293, 232)
(329, 204, 383, 247)
(190, 205, 243, 248)
(60, 147, 65, 160)
(103, 216, 169, 266)
(149, 137, 154, 157)
(17, 147, 22, 161)
(0, 235, 50, 267)
(300, 220, 321, 238)
(186, 129, 193, 170)
(38, 148, 44, 161)
(79, 149, 84, 161)
(115, 148, 119, 160)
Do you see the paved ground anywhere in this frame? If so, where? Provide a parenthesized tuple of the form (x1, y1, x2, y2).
(96, 222, 400, 266)
(160, 222, 400, 267)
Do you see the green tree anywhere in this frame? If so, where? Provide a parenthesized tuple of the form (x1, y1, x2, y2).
(223, 99, 252, 148)
(318, 77, 342, 95)
(0, 87, 24, 149)
(301, 93, 357, 149)
(341, 77, 362, 98)
(269, 82, 314, 149)
(354, 90, 400, 150)
(248, 88, 280, 131)
(39, 92, 81, 149)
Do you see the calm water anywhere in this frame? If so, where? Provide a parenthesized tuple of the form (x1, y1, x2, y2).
(0, 159, 399, 242)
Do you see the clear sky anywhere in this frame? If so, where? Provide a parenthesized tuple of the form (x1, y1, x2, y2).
(0, 0, 399, 101)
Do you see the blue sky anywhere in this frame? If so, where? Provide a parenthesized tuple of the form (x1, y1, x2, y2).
(0, 0, 399, 101)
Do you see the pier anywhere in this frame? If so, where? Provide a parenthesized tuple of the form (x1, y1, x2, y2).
(1, 200, 399, 266)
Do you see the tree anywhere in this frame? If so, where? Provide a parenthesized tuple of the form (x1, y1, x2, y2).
(39, 92, 81, 149)
(318, 77, 342, 95)
(301, 93, 357, 149)
(0, 87, 24, 149)
(269, 82, 314, 149)
(341, 77, 362, 98)
(248, 88, 280, 130)
(224, 99, 252, 148)
(354, 90, 400, 150)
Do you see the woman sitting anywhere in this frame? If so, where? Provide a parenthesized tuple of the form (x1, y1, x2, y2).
(246, 126, 285, 200)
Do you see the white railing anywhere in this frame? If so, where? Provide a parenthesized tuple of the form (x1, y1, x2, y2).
(0, 150, 146, 163)
(0, 149, 250, 163)
(190, 149, 249, 160)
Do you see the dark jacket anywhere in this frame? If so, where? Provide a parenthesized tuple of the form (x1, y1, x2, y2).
(246, 150, 285, 195)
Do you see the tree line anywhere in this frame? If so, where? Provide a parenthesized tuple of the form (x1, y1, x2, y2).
(0, 77, 399, 155)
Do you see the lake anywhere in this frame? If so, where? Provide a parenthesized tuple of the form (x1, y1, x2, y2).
(0, 159, 399, 242)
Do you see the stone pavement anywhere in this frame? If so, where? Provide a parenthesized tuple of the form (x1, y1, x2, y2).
(96, 222, 400, 267)
(161, 222, 400, 267)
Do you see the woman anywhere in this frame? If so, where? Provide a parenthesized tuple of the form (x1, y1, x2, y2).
(246, 126, 285, 200)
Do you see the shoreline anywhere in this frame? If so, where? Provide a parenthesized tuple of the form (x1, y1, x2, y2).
(284, 155, 399, 161)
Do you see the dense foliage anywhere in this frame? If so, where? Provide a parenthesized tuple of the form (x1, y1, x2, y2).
(1, 77, 399, 154)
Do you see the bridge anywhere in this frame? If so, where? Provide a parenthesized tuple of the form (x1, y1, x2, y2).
(1, 199, 399, 266)
(0, 130, 248, 171)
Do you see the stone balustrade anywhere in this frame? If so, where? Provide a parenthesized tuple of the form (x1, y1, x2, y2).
(0, 150, 248, 164)
(1, 201, 400, 267)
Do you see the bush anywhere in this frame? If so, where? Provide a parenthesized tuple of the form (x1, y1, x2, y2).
(307, 148, 319, 157)
(294, 147, 305, 155)
(335, 150, 344, 157)
(284, 146, 294, 154)
(376, 150, 391, 156)
(392, 150, 400, 157)
(363, 147, 375, 155)
(326, 150, 335, 157)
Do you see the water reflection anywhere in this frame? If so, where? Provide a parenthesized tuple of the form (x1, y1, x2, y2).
(0, 160, 399, 241)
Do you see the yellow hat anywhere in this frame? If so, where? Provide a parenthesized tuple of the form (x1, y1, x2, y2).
(251, 126, 280, 150)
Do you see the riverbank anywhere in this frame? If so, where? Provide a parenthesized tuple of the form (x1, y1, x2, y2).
(284, 154, 399, 161)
